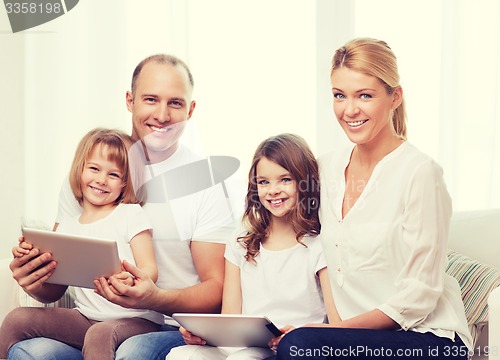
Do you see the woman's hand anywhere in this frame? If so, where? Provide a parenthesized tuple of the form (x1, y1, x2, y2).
(268, 325, 295, 351)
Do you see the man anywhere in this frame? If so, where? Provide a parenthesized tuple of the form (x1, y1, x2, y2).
(8, 54, 235, 359)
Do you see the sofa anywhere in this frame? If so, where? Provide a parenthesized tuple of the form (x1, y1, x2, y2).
(1, 208, 499, 359)
(444, 208, 500, 360)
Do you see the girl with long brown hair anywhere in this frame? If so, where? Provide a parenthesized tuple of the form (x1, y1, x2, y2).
(168, 133, 340, 360)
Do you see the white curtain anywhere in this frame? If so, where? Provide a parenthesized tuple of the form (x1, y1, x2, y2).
(2, 0, 498, 257)
(438, 0, 500, 210)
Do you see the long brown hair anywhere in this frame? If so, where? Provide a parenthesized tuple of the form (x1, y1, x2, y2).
(69, 128, 142, 206)
(238, 133, 320, 263)
(331, 37, 407, 139)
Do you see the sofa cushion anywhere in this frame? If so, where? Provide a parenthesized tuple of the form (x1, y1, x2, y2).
(446, 249, 500, 345)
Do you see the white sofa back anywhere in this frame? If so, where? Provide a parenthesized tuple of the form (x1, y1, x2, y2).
(448, 208, 500, 360)
(448, 208, 500, 268)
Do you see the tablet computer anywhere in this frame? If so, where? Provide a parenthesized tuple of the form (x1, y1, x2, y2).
(22, 227, 122, 289)
(172, 313, 282, 348)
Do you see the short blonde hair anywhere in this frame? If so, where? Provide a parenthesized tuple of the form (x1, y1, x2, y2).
(331, 37, 407, 139)
(69, 128, 142, 206)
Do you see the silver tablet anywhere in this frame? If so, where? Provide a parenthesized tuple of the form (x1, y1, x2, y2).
(22, 227, 122, 289)
(172, 313, 282, 348)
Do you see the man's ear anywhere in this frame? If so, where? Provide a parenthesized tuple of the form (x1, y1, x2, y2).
(126, 91, 134, 113)
(187, 100, 196, 120)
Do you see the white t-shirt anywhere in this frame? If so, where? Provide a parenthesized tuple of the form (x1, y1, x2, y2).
(57, 144, 236, 325)
(57, 203, 164, 324)
(224, 232, 327, 328)
(319, 142, 472, 349)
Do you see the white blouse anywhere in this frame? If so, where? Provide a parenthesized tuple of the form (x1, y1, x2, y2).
(319, 142, 472, 349)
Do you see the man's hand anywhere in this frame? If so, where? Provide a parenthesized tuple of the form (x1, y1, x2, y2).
(10, 236, 67, 303)
(11, 236, 57, 293)
(95, 242, 225, 316)
(94, 260, 158, 309)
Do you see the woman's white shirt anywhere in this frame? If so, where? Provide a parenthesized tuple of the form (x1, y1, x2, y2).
(319, 141, 472, 349)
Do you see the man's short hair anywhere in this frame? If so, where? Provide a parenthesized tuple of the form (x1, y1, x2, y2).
(131, 54, 194, 96)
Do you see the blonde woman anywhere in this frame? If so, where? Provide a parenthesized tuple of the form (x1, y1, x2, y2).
(275, 38, 472, 360)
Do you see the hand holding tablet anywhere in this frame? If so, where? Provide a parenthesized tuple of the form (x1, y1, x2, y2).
(172, 313, 283, 348)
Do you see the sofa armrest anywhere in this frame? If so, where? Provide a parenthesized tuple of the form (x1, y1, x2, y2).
(0, 257, 19, 324)
(488, 287, 500, 358)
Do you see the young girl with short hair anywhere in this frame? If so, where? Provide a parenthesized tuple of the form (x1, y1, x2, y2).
(0, 128, 162, 360)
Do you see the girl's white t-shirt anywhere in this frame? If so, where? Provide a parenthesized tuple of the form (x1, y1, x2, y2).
(57, 203, 164, 324)
(56, 144, 236, 326)
(225, 232, 327, 328)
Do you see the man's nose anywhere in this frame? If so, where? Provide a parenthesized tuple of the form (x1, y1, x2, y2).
(155, 103, 170, 123)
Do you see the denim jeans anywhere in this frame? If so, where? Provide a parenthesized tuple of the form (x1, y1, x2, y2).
(115, 325, 185, 360)
(8, 338, 83, 360)
(7, 324, 184, 360)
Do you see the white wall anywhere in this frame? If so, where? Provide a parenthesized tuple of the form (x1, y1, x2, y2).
(1, 1, 180, 257)
(0, 9, 25, 258)
(316, 0, 500, 212)
(187, 0, 316, 177)
(0, 0, 317, 258)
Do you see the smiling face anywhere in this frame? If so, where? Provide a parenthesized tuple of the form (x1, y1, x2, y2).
(126, 61, 196, 163)
(80, 144, 125, 211)
(256, 157, 297, 219)
(331, 67, 402, 147)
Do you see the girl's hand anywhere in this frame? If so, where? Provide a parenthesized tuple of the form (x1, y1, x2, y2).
(268, 325, 294, 351)
(12, 237, 32, 258)
(179, 326, 206, 346)
(107, 271, 134, 295)
(94, 260, 158, 310)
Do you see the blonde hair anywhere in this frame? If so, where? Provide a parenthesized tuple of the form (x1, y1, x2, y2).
(331, 37, 407, 139)
(69, 128, 142, 206)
